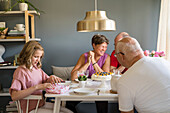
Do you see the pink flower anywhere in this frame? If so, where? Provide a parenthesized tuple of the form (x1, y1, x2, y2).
(154, 54, 159, 57)
(144, 50, 150, 56)
(155, 51, 159, 54)
(151, 50, 155, 54)
(80, 74, 84, 76)
(144, 50, 165, 57)
(150, 50, 156, 57)
(158, 51, 165, 57)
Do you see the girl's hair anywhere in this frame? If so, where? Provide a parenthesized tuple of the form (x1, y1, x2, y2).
(18, 41, 44, 69)
(92, 34, 109, 46)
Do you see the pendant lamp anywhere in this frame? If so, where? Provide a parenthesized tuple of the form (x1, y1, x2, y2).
(77, 0, 116, 32)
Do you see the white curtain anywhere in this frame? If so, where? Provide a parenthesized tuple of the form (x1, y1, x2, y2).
(157, 0, 170, 61)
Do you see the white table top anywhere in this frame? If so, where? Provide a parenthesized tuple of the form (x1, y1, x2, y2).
(45, 80, 118, 102)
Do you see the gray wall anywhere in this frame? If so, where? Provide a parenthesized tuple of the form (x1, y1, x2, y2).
(1, 0, 161, 78)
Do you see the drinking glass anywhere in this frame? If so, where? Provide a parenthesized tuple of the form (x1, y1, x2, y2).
(77, 71, 84, 77)
(77, 70, 89, 77)
(113, 70, 120, 75)
(84, 70, 89, 78)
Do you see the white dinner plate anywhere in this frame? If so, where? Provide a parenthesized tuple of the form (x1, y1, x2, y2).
(73, 88, 95, 94)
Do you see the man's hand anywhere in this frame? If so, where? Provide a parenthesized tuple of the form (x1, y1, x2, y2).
(117, 66, 126, 74)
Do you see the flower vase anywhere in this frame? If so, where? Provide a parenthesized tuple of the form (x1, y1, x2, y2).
(79, 81, 86, 88)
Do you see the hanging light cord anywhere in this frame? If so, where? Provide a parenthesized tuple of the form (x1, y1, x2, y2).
(95, 0, 97, 11)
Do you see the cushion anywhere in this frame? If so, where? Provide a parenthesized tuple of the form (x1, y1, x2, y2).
(52, 66, 74, 80)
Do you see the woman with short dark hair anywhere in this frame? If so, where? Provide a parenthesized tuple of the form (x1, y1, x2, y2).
(69, 34, 110, 113)
(71, 34, 110, 80)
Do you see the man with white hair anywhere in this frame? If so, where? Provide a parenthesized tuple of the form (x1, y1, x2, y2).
(115, 37, 170, 113)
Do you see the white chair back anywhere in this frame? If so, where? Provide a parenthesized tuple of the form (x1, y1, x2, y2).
(16, 95, 42, 113)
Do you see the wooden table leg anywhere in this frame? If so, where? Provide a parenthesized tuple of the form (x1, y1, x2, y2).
(53, 97, 61, 113)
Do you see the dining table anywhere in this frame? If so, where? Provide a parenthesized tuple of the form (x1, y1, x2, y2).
(45, 79, 118, 113)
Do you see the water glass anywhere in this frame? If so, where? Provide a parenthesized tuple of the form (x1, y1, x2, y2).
(113, 70, 120, 75)
(84, 70, 89, 77)
(77, 70, 89, 77)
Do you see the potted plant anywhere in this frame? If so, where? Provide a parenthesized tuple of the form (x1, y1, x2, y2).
(10, 0, 43, 13)
(78, 74, 87, 81)
(0, 0, 11, 11)
(78, 74, 87, 88)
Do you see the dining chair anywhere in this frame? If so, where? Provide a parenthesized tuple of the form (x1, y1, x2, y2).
(16, 95, 73, 113)
(16, 95, 42, 113)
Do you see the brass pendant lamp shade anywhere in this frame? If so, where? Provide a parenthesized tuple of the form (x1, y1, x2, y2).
(77, 11, 116, 32)
(77, 0, 116, 32)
